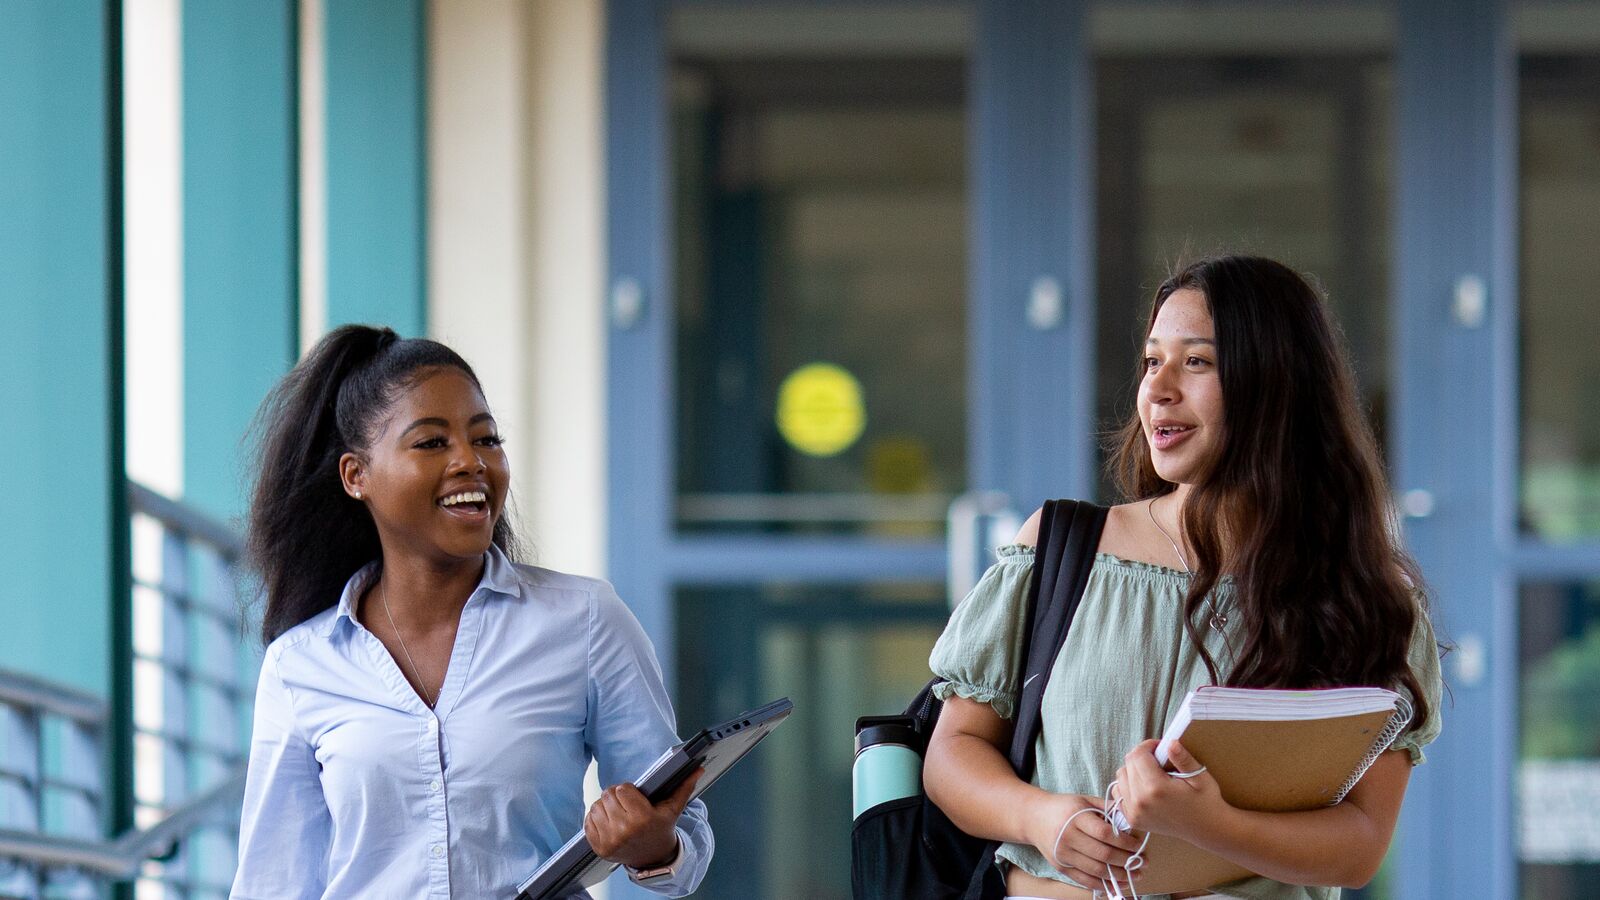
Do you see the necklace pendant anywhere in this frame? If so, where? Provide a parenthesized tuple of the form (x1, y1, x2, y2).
(1210, 611, 1228, 631)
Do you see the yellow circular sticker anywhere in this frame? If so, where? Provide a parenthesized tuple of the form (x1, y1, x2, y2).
(776, 363, 866, 457)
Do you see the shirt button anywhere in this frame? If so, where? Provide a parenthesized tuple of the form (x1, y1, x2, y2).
(431, 844, 445, 858)
(429, 778, 442, 792)
(427, 719, 437, 731)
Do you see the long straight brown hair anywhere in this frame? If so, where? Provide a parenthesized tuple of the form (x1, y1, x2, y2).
(1110, 255, 1432, 732)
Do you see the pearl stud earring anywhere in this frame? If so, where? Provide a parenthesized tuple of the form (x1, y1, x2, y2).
(353, 491, 362, 499)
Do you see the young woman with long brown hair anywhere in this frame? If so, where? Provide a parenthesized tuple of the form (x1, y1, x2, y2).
(923, 255, 1443, 900)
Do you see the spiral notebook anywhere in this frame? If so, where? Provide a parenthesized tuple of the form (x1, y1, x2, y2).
(1129, 686, 1413, 895)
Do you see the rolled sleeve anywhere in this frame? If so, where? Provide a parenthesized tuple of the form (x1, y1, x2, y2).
(230, 644, 331, 900)
(585, 583, 714, 897)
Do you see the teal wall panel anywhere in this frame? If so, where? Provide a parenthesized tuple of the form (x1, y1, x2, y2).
(325, 0, 426, 336)
(182, 0, 298, 522)
(0, 0, 117, 698)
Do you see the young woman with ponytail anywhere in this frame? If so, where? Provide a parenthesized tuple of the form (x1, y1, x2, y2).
(923, 256, 1444, 900)
(230, 326, 712, 898)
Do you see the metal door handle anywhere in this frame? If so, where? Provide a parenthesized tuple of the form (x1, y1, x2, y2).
(947, 491, 1020, 609)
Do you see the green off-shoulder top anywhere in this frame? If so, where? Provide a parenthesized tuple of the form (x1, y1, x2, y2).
(927, 545, 1444, 900)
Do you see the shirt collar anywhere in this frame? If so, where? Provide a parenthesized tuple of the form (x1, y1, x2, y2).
(322, 543, 524, 638)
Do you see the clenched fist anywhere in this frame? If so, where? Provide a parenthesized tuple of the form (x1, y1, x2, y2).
(584, 768, 703, 869)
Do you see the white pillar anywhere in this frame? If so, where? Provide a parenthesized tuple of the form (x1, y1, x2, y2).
(427, 0, 606, 579)
(124, 0, 184, 497)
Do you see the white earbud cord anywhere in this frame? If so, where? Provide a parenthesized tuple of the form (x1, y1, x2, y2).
(1051, 766, 1208, 900)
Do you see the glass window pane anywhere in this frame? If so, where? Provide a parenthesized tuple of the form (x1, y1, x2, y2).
(1094, 48, 1393, 498)
(1519, 580, 1600, 897)
(1519, 54, 1600, 540)
(675, 583, 946, 900)
(670, 17, 969, 537)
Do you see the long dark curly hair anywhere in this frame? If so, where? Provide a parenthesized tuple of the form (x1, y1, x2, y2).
(1109, 255, 1433, 733)
(246, 324, 520, 645)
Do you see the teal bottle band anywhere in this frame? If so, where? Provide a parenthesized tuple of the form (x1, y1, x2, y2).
(852, 744, 922, 818)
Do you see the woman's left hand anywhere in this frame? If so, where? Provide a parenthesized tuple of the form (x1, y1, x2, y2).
(584, 768, 703, 869)
(1114, 740, 1227, 843)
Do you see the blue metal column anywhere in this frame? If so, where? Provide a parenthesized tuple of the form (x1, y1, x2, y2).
(971, 0, 1096, 510)
(604, 0, 673, 663)
(183, 0, 298, 520)
(605, 2, 671, 897)
(0, 0, 120, 701)
(1393, 1, 1518, 896)
(324, 0, 427, 335)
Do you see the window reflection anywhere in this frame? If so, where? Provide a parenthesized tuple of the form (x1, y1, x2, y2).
(1519, 55, 1600, 540)
(1094, 55, 1393, 498)
(674, 584, 946, 900)
(671, 56, 967, 536)
(1519, 580, 1600, 898)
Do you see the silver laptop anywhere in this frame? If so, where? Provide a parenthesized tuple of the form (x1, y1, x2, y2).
(514, 697, 794, 899)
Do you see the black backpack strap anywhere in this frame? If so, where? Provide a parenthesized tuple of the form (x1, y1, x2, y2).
(1009, 500, 1107, 775)
(962, 498, 1108, 900)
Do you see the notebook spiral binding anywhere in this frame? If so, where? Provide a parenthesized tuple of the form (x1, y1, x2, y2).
(1330, 696, 1414, 805)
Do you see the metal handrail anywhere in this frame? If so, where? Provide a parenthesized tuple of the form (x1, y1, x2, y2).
(677, 491, 956, 523)
(0, 669, 107, 726)
(127, 481, 245, 557)
(0, 484, 254, 888)
(0, 770, 246, 878)
(0, 667, 249, 880)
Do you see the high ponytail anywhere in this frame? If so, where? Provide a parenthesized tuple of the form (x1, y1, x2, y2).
(245, 324, 519, 644)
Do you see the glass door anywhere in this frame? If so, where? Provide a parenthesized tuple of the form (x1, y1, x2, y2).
(605, 2, 1093, 898)
(667, 17, 970, 898)
(1515, 24, 1600, 899)
(669, 35, 970, 540)
(610, 4, 984, 899)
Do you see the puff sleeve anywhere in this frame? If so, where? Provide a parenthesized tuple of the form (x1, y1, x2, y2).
(927, 545, 1037, 720)
(1390, 602, 1445, 765)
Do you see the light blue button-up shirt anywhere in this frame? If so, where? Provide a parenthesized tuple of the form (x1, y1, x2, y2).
(230, 546, 712, 898)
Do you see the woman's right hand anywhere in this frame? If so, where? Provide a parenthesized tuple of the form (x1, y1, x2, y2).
(926, 697, 1143, 892)
(1028, 791, 1145, 892)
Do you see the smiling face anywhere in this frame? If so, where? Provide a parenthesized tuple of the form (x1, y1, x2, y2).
(1137, 287, 1225, 486)
(339, 366, 510, 566)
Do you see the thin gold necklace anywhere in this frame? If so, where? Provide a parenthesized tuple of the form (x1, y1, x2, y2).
(1147, 496, 1228, 632)
(379, 577, 437, 708)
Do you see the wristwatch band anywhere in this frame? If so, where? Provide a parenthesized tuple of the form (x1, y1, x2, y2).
(626, 835, 683, 885)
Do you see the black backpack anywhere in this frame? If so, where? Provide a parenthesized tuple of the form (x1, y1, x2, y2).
(851, 499, 1109, 900)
